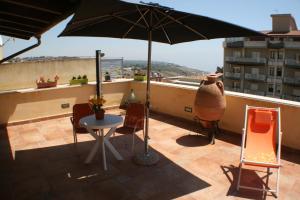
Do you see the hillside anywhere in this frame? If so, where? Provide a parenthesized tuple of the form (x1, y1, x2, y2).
(123, 60, 208, 77)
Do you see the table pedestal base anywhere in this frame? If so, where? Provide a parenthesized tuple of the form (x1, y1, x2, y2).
(133, 151, 159, 166)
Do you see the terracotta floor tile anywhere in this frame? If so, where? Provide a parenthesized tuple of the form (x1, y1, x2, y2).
(0, 111, 299, 200)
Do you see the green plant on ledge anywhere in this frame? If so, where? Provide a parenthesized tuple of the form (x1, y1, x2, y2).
(69, 74, 88, 85)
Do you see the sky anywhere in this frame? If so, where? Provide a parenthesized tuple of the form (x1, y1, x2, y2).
(2, 0, 300, 72)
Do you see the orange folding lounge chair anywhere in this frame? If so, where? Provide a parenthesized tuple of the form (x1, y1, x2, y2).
(237, 105, 282, 197)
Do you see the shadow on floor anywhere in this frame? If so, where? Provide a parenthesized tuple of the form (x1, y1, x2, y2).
(150, 112, 300, 165)
(2, 133, 210, 200)
(176, 134, 210, 147)
(221, 165, 278, 200)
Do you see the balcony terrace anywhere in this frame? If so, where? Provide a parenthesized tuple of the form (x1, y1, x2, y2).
(225, 56, 267, 65)
(244, 89, 266, 96)
(285, 59, 300, 68)
(1, 80, 300, 199)
(283, 77, 300, 86)
(244, 73, 266, 81)
(224, 72, 241, 79)
(284, 41, 300, 49)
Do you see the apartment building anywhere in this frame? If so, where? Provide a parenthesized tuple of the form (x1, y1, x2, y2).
(223, 14, 300, 101)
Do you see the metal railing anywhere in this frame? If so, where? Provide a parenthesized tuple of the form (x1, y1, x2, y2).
(244, 89, 265, 96)
(285, 59, 300, 67)
(284, 41, 300, 49)
(224, 72, 241, 79)
(244, 73, 266, 81)
(225, 56, 267, 64)
(244, 41, 267, 48)
(283, 77, 300, 85)
(225, 86, 241, 92)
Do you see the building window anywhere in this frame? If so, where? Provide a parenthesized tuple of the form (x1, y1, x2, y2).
(252, 52, 260, 58)
(251, 68, 259, 75)
(232, 66, 240, 73)
(295, 71, 300, 78)
(250, 83, 258, 91)
(296, 54, 300, 63)
(269, 67, 275, 76)
(233, 51, 241, 57)
(270, 51, 276, 59)
(233, 81, 240, 88)
(276, 67, 282, 77)
(275, 84, 282, 95)
(268, 84, 274, 93)
(293, 89, 300, 96)
(278, 51, 284, 60)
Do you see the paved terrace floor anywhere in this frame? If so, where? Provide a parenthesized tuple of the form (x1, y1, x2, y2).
(0, 109, 300, 200)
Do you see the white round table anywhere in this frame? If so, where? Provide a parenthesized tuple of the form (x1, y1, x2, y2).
(79, 114, 123, 170)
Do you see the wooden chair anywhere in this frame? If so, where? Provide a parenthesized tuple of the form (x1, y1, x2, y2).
(116, 103, 145, 152)
(70, 103, 94, 144)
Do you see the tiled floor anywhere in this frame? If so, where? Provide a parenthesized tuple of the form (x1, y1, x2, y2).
(0, 110, 300, 200)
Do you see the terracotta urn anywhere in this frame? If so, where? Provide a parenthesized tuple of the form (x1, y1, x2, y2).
(194, 73, 226, 122)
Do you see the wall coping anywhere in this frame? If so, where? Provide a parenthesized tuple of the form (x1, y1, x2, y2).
(0, 79, 132, 95)
(135, 81, 300, 108)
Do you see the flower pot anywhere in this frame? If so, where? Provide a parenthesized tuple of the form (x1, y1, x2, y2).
(69, 78, 88, 85)
(194, 73, 226, 122)
(134, 75, 147, 81)
(36, 81, 57, 89)
(95, 109, 105, 120)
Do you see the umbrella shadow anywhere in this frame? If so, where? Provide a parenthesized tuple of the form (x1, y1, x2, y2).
(221, 165, 276, 200)
(3, 132, 211, 200)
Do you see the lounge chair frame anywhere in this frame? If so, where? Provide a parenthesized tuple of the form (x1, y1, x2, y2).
(237, 105, 282, 197)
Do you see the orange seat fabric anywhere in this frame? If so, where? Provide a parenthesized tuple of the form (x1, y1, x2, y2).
(244, 108, 278, 167)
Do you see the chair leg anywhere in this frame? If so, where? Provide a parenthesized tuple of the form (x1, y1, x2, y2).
(132, 132, 135, 153)
(237, 163, 242, 191)
(275, 167, 280, 198)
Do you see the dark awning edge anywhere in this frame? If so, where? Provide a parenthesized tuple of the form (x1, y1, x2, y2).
(0, 0, 80, 40)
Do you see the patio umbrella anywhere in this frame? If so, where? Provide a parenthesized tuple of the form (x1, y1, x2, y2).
(59, 0, 265, 165)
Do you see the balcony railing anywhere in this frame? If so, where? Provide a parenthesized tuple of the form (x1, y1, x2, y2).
(244, 41, 267, 48)
(224, 86, 241, 92)
(244, 73, 266, 81)
(223, 41, 244, 48)
(267, 76, 283, 83)
(224, 72, 241, 79)
(285, 59, 300, 68)
(283, 94, 300, 102)
(284, 77, 300, 85)
(268, 59, 284, 66)
(284, 41, 300, 49)
(268, 41, 284, 49)
(244, 89, 265, 96)
(225, 56, 267, 65)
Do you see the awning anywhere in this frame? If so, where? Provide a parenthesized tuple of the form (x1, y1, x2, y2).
(0, 0, 79, 40)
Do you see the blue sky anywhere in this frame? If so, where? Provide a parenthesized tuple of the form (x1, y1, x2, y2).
(2, 0, 300, 72)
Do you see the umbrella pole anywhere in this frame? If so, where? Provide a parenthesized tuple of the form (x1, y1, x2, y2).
(133, 16, 159, 165)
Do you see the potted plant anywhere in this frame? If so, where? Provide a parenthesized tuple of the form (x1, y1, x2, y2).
(104, 72, 111, 82)
(36, 75, 59, 89)
(69, 74, 88, 85)
(89, 95, 106, 120)
(134, 69, 146, 81)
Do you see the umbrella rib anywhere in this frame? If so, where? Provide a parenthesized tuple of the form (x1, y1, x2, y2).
(136, 5, 149, 28)
(71, 9, 139, 26)
(153, 15, 189, 30)
(154, 8, 208, 39)
(112, 14, 147, 29)
(152, 11, 172, 44)
(122, 8, 150, 38)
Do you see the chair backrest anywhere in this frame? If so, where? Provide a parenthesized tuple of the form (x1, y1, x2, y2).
(72, 103, 93, 129)
(243, 106, 281, 162)
(124, 103, 145, 129)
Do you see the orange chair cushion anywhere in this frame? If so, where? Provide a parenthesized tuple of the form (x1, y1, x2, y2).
(244, 108, 278, 166)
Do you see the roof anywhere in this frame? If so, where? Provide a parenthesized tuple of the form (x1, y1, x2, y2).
(0, 0, 80, 40)
(262, 30, 300, 37)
